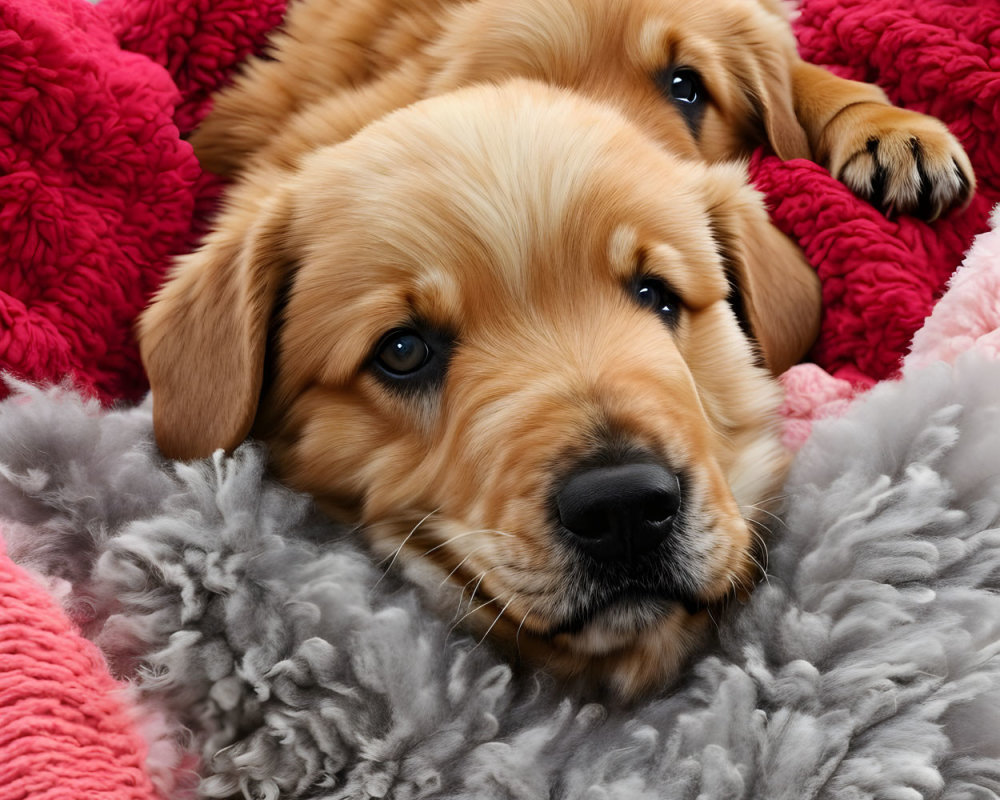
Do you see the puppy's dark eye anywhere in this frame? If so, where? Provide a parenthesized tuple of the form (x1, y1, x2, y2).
(370, 325, 453, 392)
(653, 66, 708, 134)
(631, 277, 681, 325)
(669, 69, 702, 105)
(375, 329, 431, 375)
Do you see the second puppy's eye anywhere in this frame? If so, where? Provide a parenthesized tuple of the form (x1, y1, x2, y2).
(631, 277, 681, 325)
(374, 329, 431, 376)
(669, 68, 703, 105)
(653, 66, 708, 134)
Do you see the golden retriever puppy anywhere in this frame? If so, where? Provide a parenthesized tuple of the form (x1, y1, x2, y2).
(140, 80, 816, 698)
(193, 0, 974, 220)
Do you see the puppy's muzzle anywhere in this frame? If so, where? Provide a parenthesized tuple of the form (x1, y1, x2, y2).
(556, 463, 681, 563)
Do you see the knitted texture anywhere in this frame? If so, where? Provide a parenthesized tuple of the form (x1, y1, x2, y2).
(0, 535, 156, 800)
(750, 0, 1000, 384)
(0, 0, 196, 403)
(98, 0, 286, 136)
(0, 0, 283, 405)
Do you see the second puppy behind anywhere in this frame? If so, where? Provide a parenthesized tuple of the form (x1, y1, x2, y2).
(194, 0, 974, 223)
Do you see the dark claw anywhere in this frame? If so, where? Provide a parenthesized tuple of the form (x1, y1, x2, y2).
(912, 139, 936, 220)
(866, 138, 888, 211)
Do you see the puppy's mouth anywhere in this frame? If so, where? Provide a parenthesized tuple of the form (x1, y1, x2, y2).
(545, 583, 708, 639)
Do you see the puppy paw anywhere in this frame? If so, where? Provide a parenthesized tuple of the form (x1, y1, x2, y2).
(826, 104, 974, 220)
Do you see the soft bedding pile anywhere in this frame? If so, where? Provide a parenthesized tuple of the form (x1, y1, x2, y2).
(1, 0, 1000, 797)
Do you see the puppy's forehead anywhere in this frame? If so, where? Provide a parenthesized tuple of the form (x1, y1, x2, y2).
(294, 83, 721, 302)
(458, 0, 791, 70)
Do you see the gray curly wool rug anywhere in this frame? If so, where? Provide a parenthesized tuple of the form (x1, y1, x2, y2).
(2, 351, 1000, 799)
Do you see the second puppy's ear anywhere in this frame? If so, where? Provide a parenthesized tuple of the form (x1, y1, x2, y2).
(138, 179, 295, 461)
(702, 163, 821, 375)
(735, 33, 812, 161)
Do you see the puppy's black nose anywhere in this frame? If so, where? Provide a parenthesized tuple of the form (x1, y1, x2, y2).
(556, 463, 681, 562)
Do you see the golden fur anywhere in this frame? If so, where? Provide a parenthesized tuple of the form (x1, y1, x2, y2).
(139, 0, 973, 698)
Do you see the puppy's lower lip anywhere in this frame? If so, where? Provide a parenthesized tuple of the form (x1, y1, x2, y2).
(547, 592, 705, 637)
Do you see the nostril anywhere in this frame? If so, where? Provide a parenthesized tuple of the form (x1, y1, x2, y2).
(556, 463, 682, 561)
(643, 489, 680, 526)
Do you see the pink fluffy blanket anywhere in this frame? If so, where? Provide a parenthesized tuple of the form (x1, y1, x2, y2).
(0, 535, 158, 799)
(1, 0, 999, 795)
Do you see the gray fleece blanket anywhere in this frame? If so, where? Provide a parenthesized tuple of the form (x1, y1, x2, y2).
(2, 350, 1000, 799)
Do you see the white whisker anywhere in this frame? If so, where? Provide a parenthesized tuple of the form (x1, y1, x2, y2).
(475, 595, 517, 648)
(455, 570, 487, 615)
(706, 605, 721, 634)
(741, 500, 786, 528)
(378, 507, 440, 568)
(439, 547, 485, 587)
(448, 593, 493, 638)
(421, 527, 513, 557)
(371, 507, 440, 592)
(466, 571, 488, 611)
(747, 528, 770, 583)
(515, 601, 539, 656)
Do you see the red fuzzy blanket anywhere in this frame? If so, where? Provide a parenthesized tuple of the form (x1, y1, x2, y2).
(753, 0, 999, 386)
(1, 0, 998, 795)
(0, 0, 285, 404)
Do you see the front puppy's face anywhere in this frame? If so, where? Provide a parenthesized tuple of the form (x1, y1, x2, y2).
(250, 87, 787, 698)
(141, 83, 789, 699)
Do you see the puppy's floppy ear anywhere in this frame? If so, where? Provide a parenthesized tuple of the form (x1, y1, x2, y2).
(739, 50, 811, 162)
(702, 163, 821, 375)
(138, 184, 294, 461)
